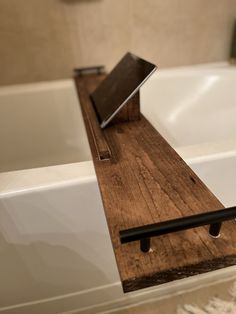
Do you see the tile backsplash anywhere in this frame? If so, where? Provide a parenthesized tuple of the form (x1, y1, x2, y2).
(1, 0, 236, 85)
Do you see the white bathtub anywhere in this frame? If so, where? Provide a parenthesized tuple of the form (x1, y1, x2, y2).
(1, 79, 196, 314)
(188, 152, 236, 208)
(1, 65, 236, 314)
(0, 80, 92, 173)
(141, 63, 236, 160)
(140, 62, 236, 206)
(0, 80, 122, 314)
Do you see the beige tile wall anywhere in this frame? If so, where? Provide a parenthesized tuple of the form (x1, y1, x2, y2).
(1, 0, 236, 85)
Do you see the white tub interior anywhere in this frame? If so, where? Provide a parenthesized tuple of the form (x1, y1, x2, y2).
(188, 152, 236, 208)
(0, 80, 91, 173)
(141, 64, 236, 159)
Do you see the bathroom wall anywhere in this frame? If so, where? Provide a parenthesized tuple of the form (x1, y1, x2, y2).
(1, 0, 236, 85)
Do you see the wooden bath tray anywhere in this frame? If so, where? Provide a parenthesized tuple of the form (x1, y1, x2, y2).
(75, 72, 236, 293)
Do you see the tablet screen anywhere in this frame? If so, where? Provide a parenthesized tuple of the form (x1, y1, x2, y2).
(91, 52, 157, 128)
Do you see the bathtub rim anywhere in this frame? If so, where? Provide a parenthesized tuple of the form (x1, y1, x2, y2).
(176, 138, 236, 162)
(149, 61, 231, 78)
(0, 78, 75, 94)
(0, 160, 96, 197)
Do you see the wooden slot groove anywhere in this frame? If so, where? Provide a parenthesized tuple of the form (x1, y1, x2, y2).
(75, 76, 111, 161)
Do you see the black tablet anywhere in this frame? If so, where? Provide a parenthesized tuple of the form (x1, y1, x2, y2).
(90, 52, 157, 128)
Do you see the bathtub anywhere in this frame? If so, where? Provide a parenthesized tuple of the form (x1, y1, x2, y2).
(140, 62, 236, 205)
(0, 80, 92, 173)
(0, 80, 123, 314)
(188, 152, 236, 208)
(141, 63, 236, 160)
(1, 64, 236, 314)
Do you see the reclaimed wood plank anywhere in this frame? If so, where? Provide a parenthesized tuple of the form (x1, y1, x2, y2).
(112, 91, 140, 124)
(75, 74, 236, 293)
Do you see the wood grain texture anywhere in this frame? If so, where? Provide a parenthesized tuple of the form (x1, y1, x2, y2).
(75, 74, 236, 293)
(112, 91, 140, 124)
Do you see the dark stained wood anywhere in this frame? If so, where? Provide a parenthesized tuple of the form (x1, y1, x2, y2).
(112, 91, 140, 124)
(75, 75, 111, 160)
(75, 74, 236, 293)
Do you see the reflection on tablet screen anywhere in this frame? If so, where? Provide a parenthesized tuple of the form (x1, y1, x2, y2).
(91, 52, 157, 128)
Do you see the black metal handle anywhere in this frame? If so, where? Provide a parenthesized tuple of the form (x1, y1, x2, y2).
(120, 206, 236, 253)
